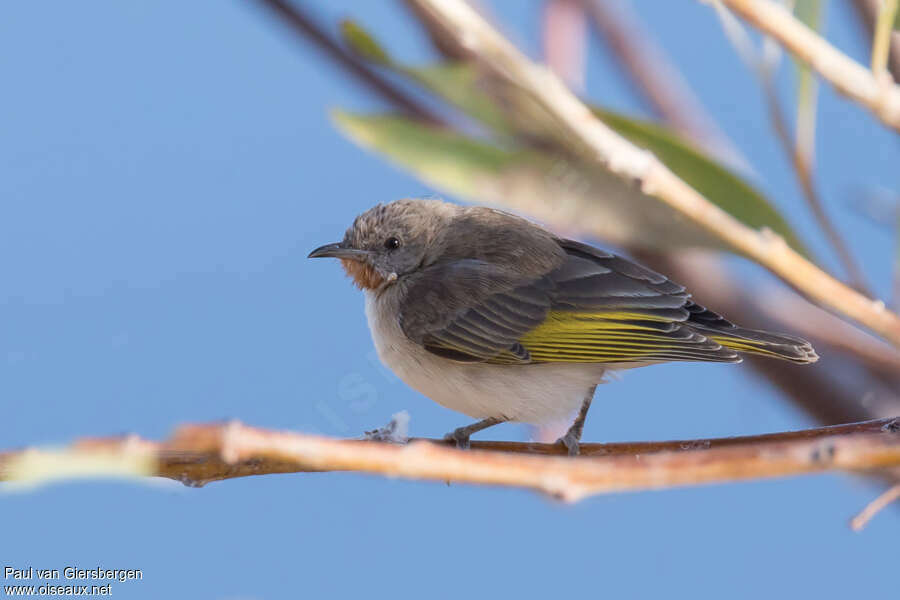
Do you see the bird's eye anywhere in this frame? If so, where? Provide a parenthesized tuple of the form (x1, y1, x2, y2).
(384, 236, 401, 250)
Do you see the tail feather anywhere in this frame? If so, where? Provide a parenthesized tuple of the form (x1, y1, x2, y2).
(685, 302, 818, 364)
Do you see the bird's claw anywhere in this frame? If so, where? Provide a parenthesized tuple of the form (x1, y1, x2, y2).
(556, 431, 581, 457)
(444, 430, 471, 450)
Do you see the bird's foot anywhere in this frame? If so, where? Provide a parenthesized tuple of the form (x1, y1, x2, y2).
(443, 428, 472, 450)
(555, 430, 581, 457)
(443, 417, 504, 450)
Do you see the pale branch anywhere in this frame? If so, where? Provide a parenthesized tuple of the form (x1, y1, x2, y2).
(715, 0, 900, 134)
(0, 419, 897, 503)
(712, 1, 868, 291)
(406, 0, 900, 348)
(762, 73, 870, 294)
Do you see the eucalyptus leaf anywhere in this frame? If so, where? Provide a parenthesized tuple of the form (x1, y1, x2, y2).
(2, 447, 155, 491)
(340, 20, 391, 65)
(335, 111, 743, 252)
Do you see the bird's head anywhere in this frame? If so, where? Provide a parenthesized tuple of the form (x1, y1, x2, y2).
(308, 198, 457, 290)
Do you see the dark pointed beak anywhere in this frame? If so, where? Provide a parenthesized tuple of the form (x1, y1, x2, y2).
(307, 242, 371, 261)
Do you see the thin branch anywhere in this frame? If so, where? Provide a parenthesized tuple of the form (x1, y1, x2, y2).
(713, 2, 869, 292)
(762, 71, 871, 293)
(1, 419, 898, 502)
(251, 0, 443, 125)
(714, 0, 900, 134)
(851, 0, 900, 83)
(852, 483, 900, 530)
(582, 0, 748, 170)
(406, 0, 900, 346)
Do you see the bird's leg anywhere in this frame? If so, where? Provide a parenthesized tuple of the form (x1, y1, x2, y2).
(556, 385, 597, 456)
(444, 417, 505, 449)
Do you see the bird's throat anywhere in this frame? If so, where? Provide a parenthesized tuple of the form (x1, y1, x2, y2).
(341, 259, 385, 290)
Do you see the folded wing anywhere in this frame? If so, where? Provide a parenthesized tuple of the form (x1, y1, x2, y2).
(399, 238, 814, 365)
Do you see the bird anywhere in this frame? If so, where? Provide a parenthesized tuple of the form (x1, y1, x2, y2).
(308, 198, 818, 454)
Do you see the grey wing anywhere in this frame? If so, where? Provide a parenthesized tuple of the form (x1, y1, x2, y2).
(398, 239, 739, 364)
(398, 258, 551, 362)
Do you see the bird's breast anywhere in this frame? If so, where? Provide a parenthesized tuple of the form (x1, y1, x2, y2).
(362, 291, 609, 425)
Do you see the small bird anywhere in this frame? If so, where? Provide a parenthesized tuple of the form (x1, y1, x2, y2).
(309, 198, 817, 454)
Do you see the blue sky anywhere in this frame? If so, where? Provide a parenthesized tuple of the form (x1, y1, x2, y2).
(1, 1, 898, 598)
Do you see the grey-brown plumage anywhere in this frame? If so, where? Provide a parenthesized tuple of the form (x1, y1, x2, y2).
(309, 198, 817, 453)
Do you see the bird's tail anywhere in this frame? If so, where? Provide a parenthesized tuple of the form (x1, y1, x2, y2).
(706, 326, 818, 364)
(686, 303, 818, 364)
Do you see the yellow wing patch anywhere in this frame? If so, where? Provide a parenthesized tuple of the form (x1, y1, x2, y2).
(488, 310, 736, 365)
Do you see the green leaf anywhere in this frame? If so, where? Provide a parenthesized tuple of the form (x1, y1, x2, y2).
(792, 1, 823, 163)
(406, 63, 511, 131)
(332, 110, 515, 198)
(340, 20, 392, 65)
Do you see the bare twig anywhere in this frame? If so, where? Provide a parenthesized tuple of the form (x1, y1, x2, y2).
(251, 0, 443, 125)
(1, 419, 898, 502)
(851, 483, 900, 530)
(406, 0, 900, 346)
(713, 0, 900, 134)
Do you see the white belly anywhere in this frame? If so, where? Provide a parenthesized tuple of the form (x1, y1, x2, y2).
(364, 292, 612, 425)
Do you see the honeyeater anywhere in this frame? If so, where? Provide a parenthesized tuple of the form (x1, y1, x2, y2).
(309, 198, 817, 454)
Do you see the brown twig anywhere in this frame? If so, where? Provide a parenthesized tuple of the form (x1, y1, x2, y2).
(1, 419, 898, 502)
(406, 0, 900, 347)
(251, 0, 443, 125)
(714, 0, 900, 134)
(760, 70, 871, 293)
